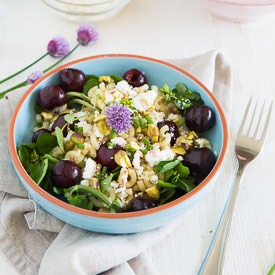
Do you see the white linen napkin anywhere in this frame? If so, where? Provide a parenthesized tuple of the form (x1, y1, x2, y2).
(0, 49, 231, 275)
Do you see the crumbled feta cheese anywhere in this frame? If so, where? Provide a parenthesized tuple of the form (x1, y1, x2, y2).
(150, 175, 158, 184)
(132, 90, 158, 111)
(111, 137, 127, 148)
(177, 156, 184, 161)
(80, 179, 89, 186)
(145, 144, 175, 167)
(110, 182, 119, 189)
(149, 110, 165, 125)
(168, 113, 180, 121)
(76, 121, 92, 136)
(104, 89, 123, 104)
(116, 80, 137, 97)
(83, 158, 97, 179)
(139, 143, 146, 150)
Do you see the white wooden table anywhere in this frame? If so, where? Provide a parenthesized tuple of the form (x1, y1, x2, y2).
(0, 0, 275, 274)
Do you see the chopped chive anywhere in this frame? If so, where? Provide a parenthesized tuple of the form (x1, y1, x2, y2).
(178, 119, 185, 127)
(98, 166, 107, 182)
(148, 145, 154, 151)
(97, 93, 102, 100)
(145, 116, 154, 124)
(107, 142, 114, 148)
(77, 143, 84, 149)
(132, 118, 139, 128)
(142, 149, 149, 155)
(110, 129, 117, 139)
(139, 118, 147, 129)
(143, 137, 150, 145)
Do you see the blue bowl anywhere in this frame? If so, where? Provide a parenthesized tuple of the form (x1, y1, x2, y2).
(9, 54, 228, 234)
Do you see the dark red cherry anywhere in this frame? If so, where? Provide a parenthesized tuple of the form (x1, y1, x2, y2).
(157, 120, 180, 146)
(51, 114, 77, 137)
(127, 196, 156, 212)
(60, 68, 87, 92)
(123, 69, 148, 87)
(185, 105, 215, 132)
(96, 143, 124, 171)
(182, 147, 216, 179)
(39, 85, 66, 110)
(32, 129, 50, 143)
(51, 160, 81, 188)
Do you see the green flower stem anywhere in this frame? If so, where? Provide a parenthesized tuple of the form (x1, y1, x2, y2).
(0, 81, 28, 99)
(68, 98, 96, 110)
(267, 264, 275, 275)
(0, 42, 81, 99)
(0, 52, 49, 84)
(66, 91, 90, 102)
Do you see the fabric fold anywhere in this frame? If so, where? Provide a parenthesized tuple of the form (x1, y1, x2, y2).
(0, 49, 232, 275)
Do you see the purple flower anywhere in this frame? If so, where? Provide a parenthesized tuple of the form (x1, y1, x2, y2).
(47, 37, 70, 58)
(105, 104, 132, 134)
(77, 24, 98, 46)
(27, 70, 44, 84)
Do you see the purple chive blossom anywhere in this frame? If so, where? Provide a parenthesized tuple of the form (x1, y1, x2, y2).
(47, 37, 70, 58)
(77, 24, 98, 46)
(27, 70, 44, 84)
(105, 104, 132, 134)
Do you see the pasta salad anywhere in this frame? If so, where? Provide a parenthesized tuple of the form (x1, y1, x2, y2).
(17, 68, 217, 212)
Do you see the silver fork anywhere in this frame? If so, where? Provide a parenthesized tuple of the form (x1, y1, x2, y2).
(198, 98, 273, 275)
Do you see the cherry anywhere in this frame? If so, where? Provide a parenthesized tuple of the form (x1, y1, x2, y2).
(39, 85, 66, 110)
(96, 143, 124, 171)
(60, 68, 87, 92)
(127, 196, 156, 212)
(185, 105, 215, 132)
(51, 160, 81, 188)
(123, 69, 148, 87)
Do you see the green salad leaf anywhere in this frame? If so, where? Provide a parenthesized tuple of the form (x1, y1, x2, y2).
(159, 83, 204, 111)
(55, 127, 64, 153)
(29, 158, 48, 185)
(83, 78, 100, 94)
(110, 75, 124, 83)
(155, 159, 180, 174)
(64, 113, 75, 124)
(36, 133, 58, 155)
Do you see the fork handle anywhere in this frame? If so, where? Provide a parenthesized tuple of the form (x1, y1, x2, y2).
(198, 165, 246, 275)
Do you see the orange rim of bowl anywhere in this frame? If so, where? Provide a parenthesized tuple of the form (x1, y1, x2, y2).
(9, 54, 228, 219)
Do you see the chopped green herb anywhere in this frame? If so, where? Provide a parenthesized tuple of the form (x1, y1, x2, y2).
(143, 137, 150, 146)
(110, 129, 117, 139)
(107, 142, 114, 148)
(97, 93, 102, 100)
(132, 118, 139, 128)
(178, 119, 185, 127)
(120, 98, 133, 106)
(77, 143, 84, 149)
(98, 166, 107, 182)
(74, 125, 84, 134)
(145, 116, 153, 124)
(139, 118, 147, 129)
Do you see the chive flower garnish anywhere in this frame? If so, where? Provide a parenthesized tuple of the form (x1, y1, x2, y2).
(105, 104, 132, 134)
(0, 37, 69, 85)
(0, 24, 98, 99)
(27, 70, 44, 84)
